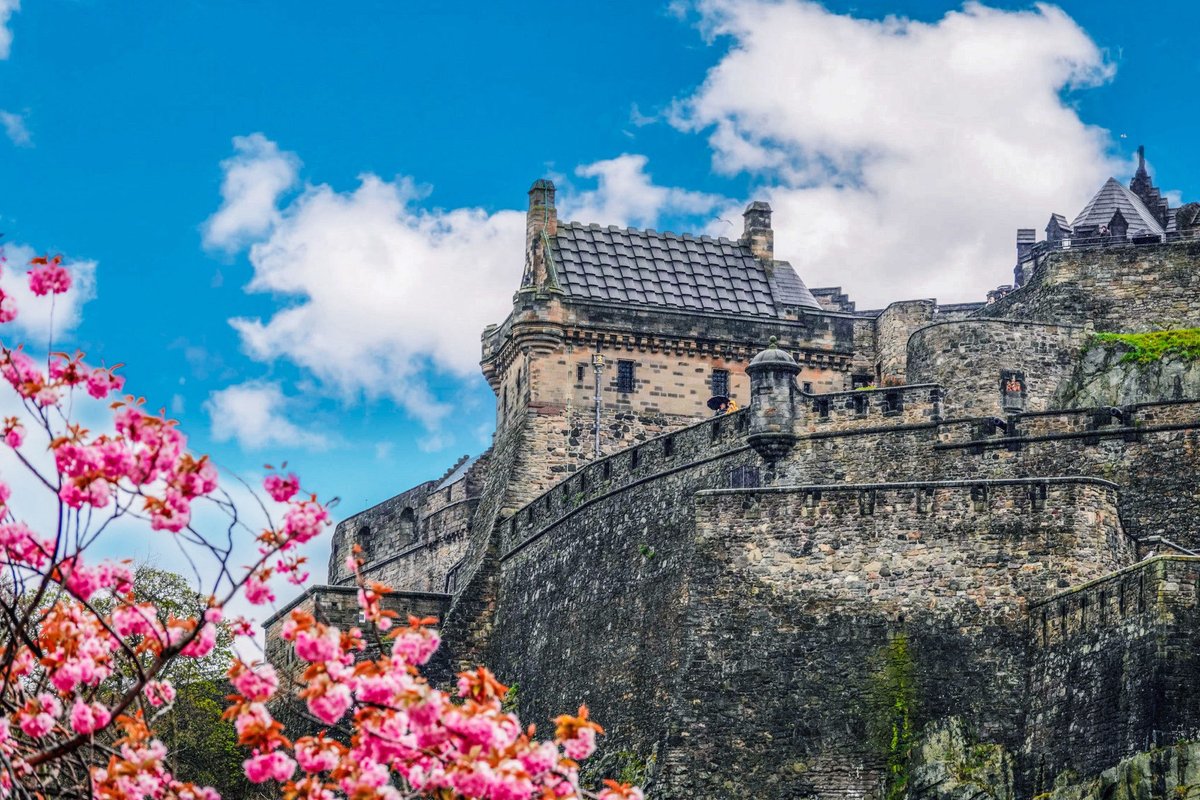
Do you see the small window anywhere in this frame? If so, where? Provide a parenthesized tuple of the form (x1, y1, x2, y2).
(663, 436, 675, 457)
(445, 486, 452, 503)
(630, 448, 640, 469)
(851, 374, 872, 390)
(576, 363, 587, 383)
(802, 381, 813, 394)
(357, 525, 372, 553)
(711, 420, 721, 441)
(602, 461, 612, 480)
(816, 398, 831, 419)
(711, 369, 729, 398)
(398, 507, 416, 545)
(617, 360, 635, 393)
(730, 466, 760, 489)
(883, 391, 903, 415)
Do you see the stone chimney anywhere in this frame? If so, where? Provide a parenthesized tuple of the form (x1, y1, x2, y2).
(522, 179, 558, 290)
(742, 201, 774, 262)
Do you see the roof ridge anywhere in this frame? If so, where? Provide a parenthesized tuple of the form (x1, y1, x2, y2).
(557, 220, 743, 247)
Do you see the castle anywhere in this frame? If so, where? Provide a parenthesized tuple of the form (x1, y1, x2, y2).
(266, 148, 1200, 800)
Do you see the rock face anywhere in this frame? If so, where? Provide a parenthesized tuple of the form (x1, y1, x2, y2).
(908, 718, 1014, 800)
(1055, 341, 1200, 408)
(1040, 742, 1200, 800)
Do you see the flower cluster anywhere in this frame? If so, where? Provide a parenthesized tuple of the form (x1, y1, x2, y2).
(0, 249, 642, 800)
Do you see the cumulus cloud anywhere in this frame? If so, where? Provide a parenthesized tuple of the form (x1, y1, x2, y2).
(561, 154, 723, 228)
(0, 242, 97, 343)
(202, 133, 301, 252)
(211, 137, 705, 434)
(0, 110, 30, 146)
(206, 381, 329, 451)
(675, 0, 1120, 306)
(0, 0, 18, 60)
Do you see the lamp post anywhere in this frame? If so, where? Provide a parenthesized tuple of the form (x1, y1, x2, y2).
(591, 351, 605, 457)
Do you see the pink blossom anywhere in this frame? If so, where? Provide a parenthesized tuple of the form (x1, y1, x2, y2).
(231, 663, 278, 703)
(282, 500, 331, 545)
(243, 750, 296, 784)
(85, 367, 125, 399)
(69, 700, 111, 735)
(4, 422, 23, 448)
(264, 472, 300, 503)
(306, 680, 352, 725)
(244, 573, 275, 605)
(180, 623, 217, 658)
(294, 737, 341, 774)
(0, 288, 16, 323)
(28, 258, 71, 296)
(144, 680, 177, 707)
(562, 726, 597, 761)
(294, 625, 340, 663)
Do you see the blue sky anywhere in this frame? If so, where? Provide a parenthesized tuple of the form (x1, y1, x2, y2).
(0, 0, 1197, 552)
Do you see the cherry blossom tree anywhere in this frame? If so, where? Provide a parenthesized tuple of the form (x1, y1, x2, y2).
(0, 246, 644, 800)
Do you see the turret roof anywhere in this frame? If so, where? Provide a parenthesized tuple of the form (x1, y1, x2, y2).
(1072, 178, 1165, 237)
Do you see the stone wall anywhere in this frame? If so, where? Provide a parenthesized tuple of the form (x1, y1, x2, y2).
(985, 241, 1200, 332)
(1025, 557, 1200, 790)
(875, 300, 936, 384)
(1054, 338, 1200, 408)
(906, 318, 1087, 417)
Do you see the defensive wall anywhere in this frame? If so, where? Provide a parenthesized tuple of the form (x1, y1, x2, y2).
(992, 241, 1200, 331)
(1025, 556, 1200, 791)
(662, 480, 1127, 799)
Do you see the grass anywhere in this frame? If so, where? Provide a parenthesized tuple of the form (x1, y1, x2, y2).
(1091, 329, 1200, 364)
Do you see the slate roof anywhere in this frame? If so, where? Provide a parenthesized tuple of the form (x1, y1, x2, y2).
(551, 222, 821, 317)
(435, 454, 479, 491)
(1072, 178, 1165, 237)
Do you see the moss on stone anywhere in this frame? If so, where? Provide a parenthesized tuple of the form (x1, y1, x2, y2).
(1091, 329, 1200, 364)
(868, 634, 917, 800)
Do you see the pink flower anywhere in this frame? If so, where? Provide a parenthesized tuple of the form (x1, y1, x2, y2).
(264, 472, 300, 503)
(244, 751, 296, 784)
(294, 625, 340, 663)
(144, 680, 177, 707)
(4, 422, 23, 448)
(232, 663, 278, 703)
(180, 623, 217, 658)
(306, 679, 353, 725)
(69, 699, 111, 735)
(563, 726, 597, 761)
(0, 288, 17, 323)
(282, 500, 330, 545)
(245, 573, 275, 606)
(28, 257, 71, 296)
(85, 367, 125, 399)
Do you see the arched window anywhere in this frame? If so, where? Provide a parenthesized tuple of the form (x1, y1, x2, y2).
(357, 525, 372, 558)
(399, 507, 416, 545)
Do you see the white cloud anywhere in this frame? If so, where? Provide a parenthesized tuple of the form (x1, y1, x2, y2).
(210, 136, 709, 433)
(0, 242, 97, 344)
(561, 154, 723, 228)
(206, 381, 329, 451)
(0, 110, 30, 146)
(202, 133, 300, 252)
(0, 0, 18, 60)
(675, 0, 1120, 306)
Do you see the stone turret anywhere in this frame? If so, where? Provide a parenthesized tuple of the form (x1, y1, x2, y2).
(746, 337, 800, 464)
(742, 201, 774, 262)
(1129, 145, 1170, 229)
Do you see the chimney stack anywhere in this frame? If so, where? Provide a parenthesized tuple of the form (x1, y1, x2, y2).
(742, 201, 774, 262)
(523, 179, 558, 290)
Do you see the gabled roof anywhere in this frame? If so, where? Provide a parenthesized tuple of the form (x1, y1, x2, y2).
(1072, 178, 1165, 237)
(552, 222, 821, 317)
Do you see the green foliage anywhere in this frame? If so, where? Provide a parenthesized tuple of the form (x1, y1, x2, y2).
(578, 748, 657, 792)
(1091, 329, 1200, 364)
(502, 682, 520, 715)
(867, 634, 918, 800)
(638, 544, 656, 560)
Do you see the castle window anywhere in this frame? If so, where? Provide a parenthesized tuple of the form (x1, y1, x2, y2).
(630, 448, 640, 470)
(711, 420, 721, 442)
(398, 508, 416, 545)
(816, 398, 831, 419)
(730, 465, 760, 489)
(852, 394, 868, 416)
(802, 381, 813, 394)
(882, 391, 903, 415)
(445, 485, 452, 503)
(576, 363, 587, 383)
(616, 360, 635, 393)
(710, 369, 729, 398)
(851, 374, 872, 390)
(602, 461, 612, 480)
(663, 436, 675, 457)
(357, 525, 372, 556)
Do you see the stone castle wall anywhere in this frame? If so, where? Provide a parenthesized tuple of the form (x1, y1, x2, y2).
(1025, 557, 1200, 790)
(907, 318, 1087, 417)
(991, 242, 1200, 331)
(660, 480, 1127, 799)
